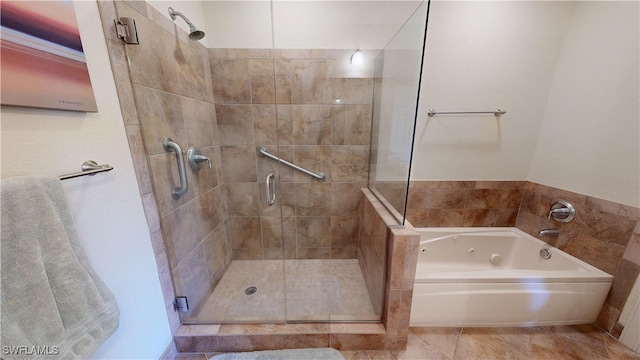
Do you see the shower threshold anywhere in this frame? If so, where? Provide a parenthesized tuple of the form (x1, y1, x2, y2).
(188, 259, 378, 323)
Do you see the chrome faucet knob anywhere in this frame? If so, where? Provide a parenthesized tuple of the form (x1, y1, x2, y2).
(195, 155, 212, 169)
(187, 146, 212, 171)
(547, 200, 576, 223)
(547, 207, 570, 221)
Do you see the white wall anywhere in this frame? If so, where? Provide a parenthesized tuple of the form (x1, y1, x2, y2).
(202, 1, 273, 49)
(412, 1, 574, 180)
(0, 1, 172, 358)
(200, 0, 422, 49)
(528, 1, 640, 207)
(410, 1, 639, 208)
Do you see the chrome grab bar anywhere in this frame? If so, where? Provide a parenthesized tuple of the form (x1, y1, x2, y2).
(265, 172, 276, 206)
(257, 147, 325, 181)
(163, 138, 188, 199)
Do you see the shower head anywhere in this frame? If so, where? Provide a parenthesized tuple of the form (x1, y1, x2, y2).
(168, 7, 205, 41)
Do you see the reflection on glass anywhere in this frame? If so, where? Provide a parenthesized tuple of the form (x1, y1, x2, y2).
(368, 2, 428, 224)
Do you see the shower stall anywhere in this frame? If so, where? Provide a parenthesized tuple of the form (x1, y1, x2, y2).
(100, 0, 428, 326)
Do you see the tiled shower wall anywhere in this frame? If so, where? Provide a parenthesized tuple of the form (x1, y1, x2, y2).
(100, 0, 375, 327)
(405, 180, 640, 339)
(99, 1, 231, 325)
(210, 49, 373, 260)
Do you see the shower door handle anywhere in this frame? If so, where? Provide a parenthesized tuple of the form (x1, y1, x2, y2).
(163, 138, 188, 199)
(265, 172, 276, 206)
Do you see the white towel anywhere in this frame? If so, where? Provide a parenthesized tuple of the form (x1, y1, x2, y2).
(1, 176, 119, 359)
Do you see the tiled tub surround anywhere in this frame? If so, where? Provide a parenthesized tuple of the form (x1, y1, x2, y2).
(210, 48, 373, 261)
(173, 189, 420, 352)
(405, 180, 639, 340)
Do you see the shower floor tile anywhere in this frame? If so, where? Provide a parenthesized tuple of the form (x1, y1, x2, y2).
(192, 259, 377, 323)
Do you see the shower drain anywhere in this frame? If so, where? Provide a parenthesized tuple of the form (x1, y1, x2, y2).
(245, 286, 257, 295)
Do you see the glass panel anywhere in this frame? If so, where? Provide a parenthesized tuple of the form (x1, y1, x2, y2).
(270, 1, 426, 322)
(187, 1, 287, 324)
(368, 2, 429, 224)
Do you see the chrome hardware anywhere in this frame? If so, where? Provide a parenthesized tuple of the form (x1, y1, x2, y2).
(163, 138, 188, 199)
(58, 161, 113, 180)
(265, 172, 276, 206)
(538, 228, 560, 237)
(173, 296, 188, 312)
(114, 17, 139, 45)
(547, 200, 576, 223)
(427, 109, 506, 117)
(187, 146, 212, 171)
(540, 248, 552, 260)
(258, 146, 325, 181)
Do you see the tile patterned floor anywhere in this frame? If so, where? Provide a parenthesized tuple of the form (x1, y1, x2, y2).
(190, 259, 377, 323)
(175, 324, 640, 360)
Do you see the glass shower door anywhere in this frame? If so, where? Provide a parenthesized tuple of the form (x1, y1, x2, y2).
(269, 1, 429, 322)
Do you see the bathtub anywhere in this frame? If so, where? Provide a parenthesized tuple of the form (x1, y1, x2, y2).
(410, 227, 613, 327)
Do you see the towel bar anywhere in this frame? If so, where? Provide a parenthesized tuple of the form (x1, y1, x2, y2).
(58, 161, 113, 180)
(427, 109, 506, 117)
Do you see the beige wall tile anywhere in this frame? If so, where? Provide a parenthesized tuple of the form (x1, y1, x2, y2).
(332, 146, 370, 182)
(220, 146, 258, 182)
(216, 105, 255, 146)
(297, 247, 331, 259)
(331, 182, 366, 216)
(211, 59, 251, 104)
(332, 105, 372, 145)
(585, 209, 636, 247)
(199, 188, 226, 237)
(224, 183, 260, 217)
(135, 86, 186, 156)
(324, 78, 373, 105)
(623, 223, 640, 264)
(174, 43, 210, 101)
(249, 59, 276, 104)
(291, 60, 332, 104)
(292, 105, 333, 145)
(173, 243, 212, 318)
(253, 105, 278, 145)
(331, 216, 359, 248)
(293, 146, 332, 182)
(125, 125, 153, 194)
(607, 259, 640, 310)
(182, 97, 216, 148)
(161, 198, 205, 266)
(261, 216, 284, 248)
(295, 183, 331, 216)
(229, 217, 262, 250)
(296, 217, 331, 248)
(204, 225, 228, 282)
